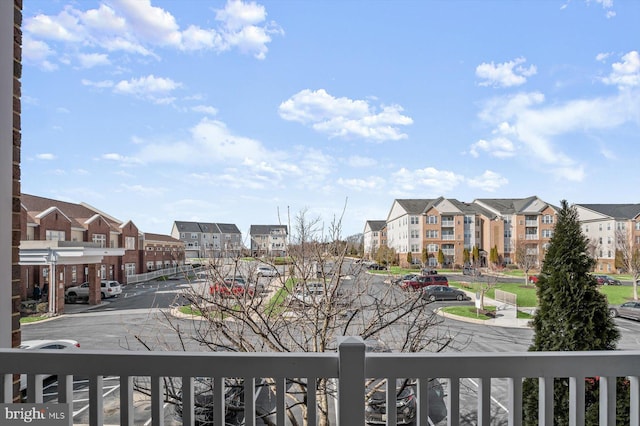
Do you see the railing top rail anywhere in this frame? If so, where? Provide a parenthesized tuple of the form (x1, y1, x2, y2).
(365, 350, 640, 378)
(4, 348, 640, 379)
(0, 349, 338, 378)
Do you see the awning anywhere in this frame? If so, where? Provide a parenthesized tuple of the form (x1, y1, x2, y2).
(19, 240, 125, 265)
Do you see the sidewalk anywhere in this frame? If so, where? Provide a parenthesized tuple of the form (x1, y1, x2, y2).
(437, 289, 533, 329)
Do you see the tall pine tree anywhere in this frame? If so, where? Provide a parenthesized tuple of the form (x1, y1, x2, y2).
(523, 200, 623, 425)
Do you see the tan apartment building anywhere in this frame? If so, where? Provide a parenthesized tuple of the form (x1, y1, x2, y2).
(380, 196, 559, 268)
(362, 220, 386, 259)
(574, 203, 640, 273)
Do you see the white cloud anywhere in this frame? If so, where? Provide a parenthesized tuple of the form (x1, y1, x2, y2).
(467, 170, 508, 192)
(36, 153, 56, 160)
(81, 79, 115, 89)
(101, 153, 141, 164)
(602, 51, 640, 88)
(391, 167, 464, 194)
(113, 75, 182, 102)
(279, 89, 413, 141)
(347, 156, 378, 168)
(469, 137, 515, 158)
(77, 52, 110, 68)
(23, 0, 282, 69)
(476, 57, 537, 88)
(477, 86, 640, 181)
(336, 177, 385, 191)
(191, 105, 219, 116)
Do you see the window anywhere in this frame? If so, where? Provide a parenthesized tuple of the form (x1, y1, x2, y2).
(599, 237, 603, 244)
(45, 230, 65, 241)
(426, 215, 438, 224)
(410, 229, 419, 238)
(125, 236, 136, 250)
(426, 230, 438, 239)
(410, 244, 419, 252)
(410, 216, 419, 225)
(542, 215, 553, 224)
(607, 237, 612, 244)
(71, 266, 77, 283)
(636, 222, 640, 231)
(125, 263, 136, 276)
(92, 234, 106, 248)
(504, 229, 511, 238)
(427, 244, 438, 252)
(617, 222, 626, 231)
(584, 225, 589, 232)
(599, 224, 602, 231)
(542, 229, 554, 238)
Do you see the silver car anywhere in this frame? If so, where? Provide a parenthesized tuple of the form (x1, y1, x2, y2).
(609, 302, 640, 321)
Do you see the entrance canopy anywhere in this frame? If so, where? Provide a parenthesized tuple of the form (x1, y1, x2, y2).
(19, 241, 125, 314)
(19, 240, 125, 265)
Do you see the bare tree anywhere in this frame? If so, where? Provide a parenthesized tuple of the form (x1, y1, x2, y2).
(515, 240, 538, 287)
(132, 208, 460, 426)
(615, 229, 640, 300)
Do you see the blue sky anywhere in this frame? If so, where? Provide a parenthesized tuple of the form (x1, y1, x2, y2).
(20, 0, 640, 239)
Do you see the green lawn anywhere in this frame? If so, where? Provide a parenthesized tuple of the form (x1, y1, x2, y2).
(20, 315, 48, 324)
(451, 280, 638, 307)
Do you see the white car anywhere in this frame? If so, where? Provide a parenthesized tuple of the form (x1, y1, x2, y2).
(256, 265, 279, 278)
(65, 280, 122, 303)
(19, 339, 81, 392)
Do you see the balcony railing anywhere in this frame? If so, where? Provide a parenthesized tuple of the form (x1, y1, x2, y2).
(525, 234, 538, 240)
(2, 338, 640, 426)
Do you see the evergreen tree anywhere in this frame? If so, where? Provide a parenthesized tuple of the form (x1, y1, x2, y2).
(523, 200, 622, 425)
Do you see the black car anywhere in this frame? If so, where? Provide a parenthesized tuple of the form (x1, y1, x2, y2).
(421, 268, 438, 275)
(421, 285, 470, 302)
(367, 263, 387, 270)
(363, 340, 447, 425)
(462, 266, 481, 276)
(595, 275, 622, 286)
(365, 378, 447, 425)
(174, 377, 244, 425)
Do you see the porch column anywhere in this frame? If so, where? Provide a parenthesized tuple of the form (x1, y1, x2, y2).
(88, 264, 100, 305)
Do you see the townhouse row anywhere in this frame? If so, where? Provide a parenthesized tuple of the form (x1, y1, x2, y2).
(363, 196, 640, 273)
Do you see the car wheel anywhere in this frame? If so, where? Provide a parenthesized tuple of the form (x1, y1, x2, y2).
(101, 292, 106, 299)
(428, 295, 436, 302)
(456, 294, 464, 301)
(67, 293, 77, 304)
(609, 308, 618, 318)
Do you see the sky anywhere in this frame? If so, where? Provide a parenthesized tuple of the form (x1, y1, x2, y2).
(19, 0, 640, 240)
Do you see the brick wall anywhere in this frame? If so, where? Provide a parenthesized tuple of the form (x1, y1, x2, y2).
(12, 0, 22, 349)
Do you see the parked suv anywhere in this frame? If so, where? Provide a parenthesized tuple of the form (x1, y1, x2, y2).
(401, 275, 449, 290)
(65, 280, 122, 303)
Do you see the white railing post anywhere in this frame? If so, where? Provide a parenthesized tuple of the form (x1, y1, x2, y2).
(539, 377, 553, 426)
(599, 376, 616, 425)
(631, 376, 639, 426)
(338, 336, 365, 426)
(569, 376, 584, 426)
(507, 376, 523, 426)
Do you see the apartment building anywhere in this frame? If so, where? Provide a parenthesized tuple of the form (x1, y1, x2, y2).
(249, 225, 288, 257)
(378, 195, 559, 268)
(171, 221, 243, 259)
(362, 220, 386, 259)
(574, 203, 640, 273)
(142, 233, 185, 272)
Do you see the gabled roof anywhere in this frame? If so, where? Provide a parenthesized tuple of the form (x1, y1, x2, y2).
(217, 223, 241, 234)
(365, 220, 386, 232)
(575, 204, 640, 220)
(249, 225, 288, 235)
(173, 221, 203, 233)
(473, 196, 554, 215)
(395, 199, 435, 215)
(22, 194, 122, 231)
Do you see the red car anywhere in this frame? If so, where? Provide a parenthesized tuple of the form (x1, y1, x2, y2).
(401, 275, 449, 290)
(209, 277, 254, 297)
(528, 275, 539, 284)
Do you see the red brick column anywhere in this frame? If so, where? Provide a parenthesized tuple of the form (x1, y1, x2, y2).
(88, 264, 101, 305)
